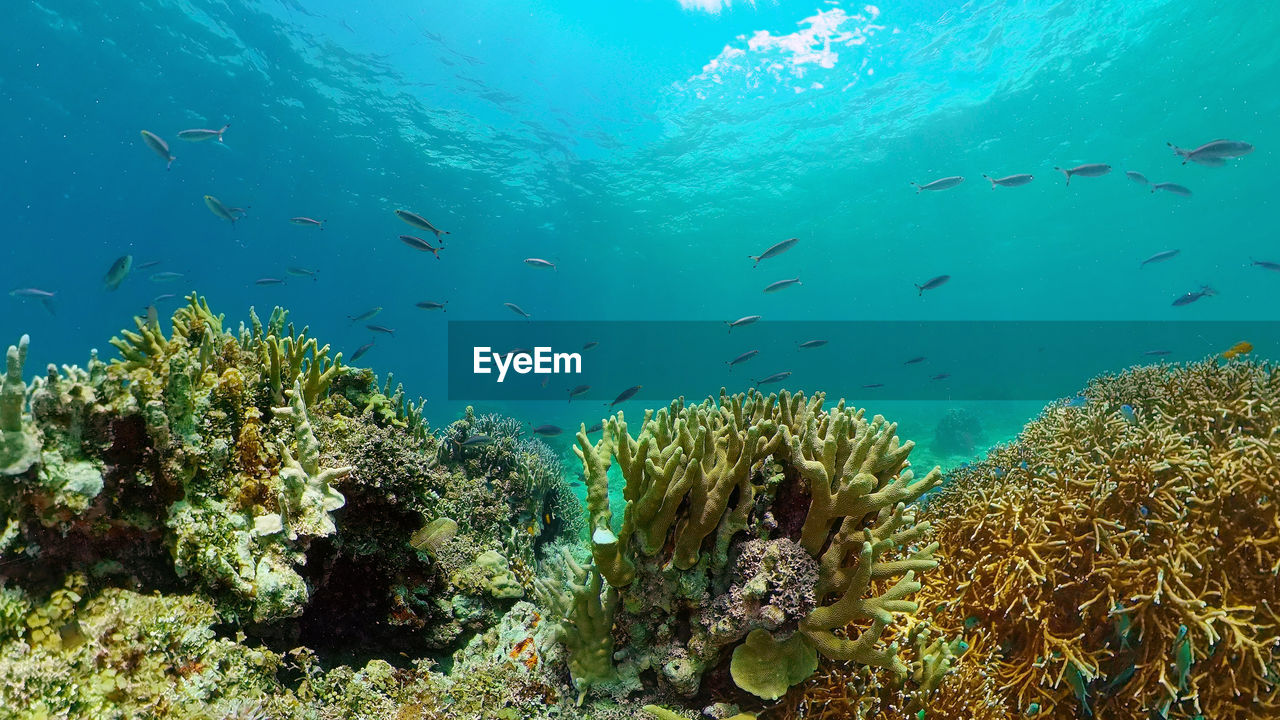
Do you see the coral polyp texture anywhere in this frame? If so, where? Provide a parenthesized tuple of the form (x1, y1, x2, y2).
(913, 358, 1280, 720)
(541, 389, 945, 712)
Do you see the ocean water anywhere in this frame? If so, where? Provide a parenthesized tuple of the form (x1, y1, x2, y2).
(3, 0, 1276, 469)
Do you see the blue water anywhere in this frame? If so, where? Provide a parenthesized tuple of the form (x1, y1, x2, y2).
(3, 0, 1277, 468)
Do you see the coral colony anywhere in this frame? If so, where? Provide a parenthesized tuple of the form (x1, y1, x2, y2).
(1, 297, 1278, 719)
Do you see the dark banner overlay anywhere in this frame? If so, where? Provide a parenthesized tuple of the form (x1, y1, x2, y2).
(447, 321, 1272, 403)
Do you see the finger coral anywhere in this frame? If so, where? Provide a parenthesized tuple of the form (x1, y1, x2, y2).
(544, 389, 942, 708)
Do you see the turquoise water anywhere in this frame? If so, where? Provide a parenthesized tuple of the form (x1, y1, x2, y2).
(3, 0, 1276, 466)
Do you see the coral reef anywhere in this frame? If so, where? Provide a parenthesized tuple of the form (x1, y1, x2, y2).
(913, 358, 1280, 720)
(931, 407, 985, 457)
(540, 389, 944, 713)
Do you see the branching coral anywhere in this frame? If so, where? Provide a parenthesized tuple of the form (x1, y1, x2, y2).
(546, 389, 941, 705)
(0, 335, 39, 476)
(915, 358, 1280, 720)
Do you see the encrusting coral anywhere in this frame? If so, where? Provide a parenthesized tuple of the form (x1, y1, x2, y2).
(910, 357, 1280, 720)
(540, 389, 945, 711)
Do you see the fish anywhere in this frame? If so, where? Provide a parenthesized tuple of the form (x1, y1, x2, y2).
(904, 357, 926, 365)
(749, 237, 798, 267)
(395, 210, 450, 238)
(582, 341, 599, 351)
(609, 385, 642, 407)
(1151, 182, 1192, 197)
(137, 260, 162, 269)
(290, 217, 325, 229)
(149, 271, 184, 283)
(1120, 404, 1137, 424)
(981, 173, 1033, 189)
(585, 421, 604, 434)
(286, 267, 318, 279)
(152, 293, 177, 303)
(504, 302, 531, 319)
(911, 176, 964, 193)
(103, 255, 133, 291)
(1140, 249, 1180, 267)
(1167, 139, 1253, 165)
(1171, 286, 1215, 306)
(455, 435, 493, 447)
(140, 130, 175, 169)
(176, 123, 230, 142)
(727, 315, 761, 332)
(861, 383, 884, 389)
(1221, 341, 1252, 359)
(1251, 259, 1280, 271)
(144, 305, 159, 329)
(524, 258, 556, 270)
(350, 341, 375, 362)
(415, 301, 447, 311)
(763, 278, 801, 293)
(1173, 625, 1192, 691)
(931, 373, 950, 381)
(1053, 164, 1111, 185)
(568, 384, 590, 401)
(203, 195, 248, 226)
(9, 288, 56, 315)
(531, 425, 562, 437)
(915, 275, 950, 295)
(1143, 350, 1171, 357)
(367, 325, 395, 336)
(399, 235, 443, 258)
(348, 307, 382, 323)
(1125, 171, 1149, 185)
(727, 350, 759, 367)
(753, 371, 792, 386)
(255, 278, 285, 286)
(798, 340, 828, 349)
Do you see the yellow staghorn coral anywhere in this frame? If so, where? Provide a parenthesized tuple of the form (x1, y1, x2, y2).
(913, 358, 1280, 720)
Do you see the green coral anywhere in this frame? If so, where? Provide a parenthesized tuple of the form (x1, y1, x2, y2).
(730, 628, 820, 701)
(273, 378, 350, 539)
(0, 335, 39, 476)
(552, 389, 941, 701)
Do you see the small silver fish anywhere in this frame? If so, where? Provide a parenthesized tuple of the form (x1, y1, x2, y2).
(982, 173, 1033, 189)
(1054, 164, 1111, 185)
(524, 258, 556, 270)
(367, 325, 395, 336)
(749, 237, 798, 267)
(582, 341, 599, 351)
(531, 425, 562, 437)
(395, 210, 449, 238)
(204, 195, 247, 226)
(568, 384, 590, 402)
(290, 217, 325, 229)
(286, 267, 318, 279)
(931, 373, 950, 381)
(798, 340, 827, 349)
(585, 421, 604, 434)
(137, 260, 162, 269)
(348, 307, 382, 323)
(1125, 171, 1149, 185)
(153, 293, 177, 303)
(912, 176, 964, 193)
(255, 277, 285, 286)
(415, 301, 447, 311)
(9, 288, 56, 315)
(350, 341, 375, 362)
(103, 255, 133, 291)
(504, 302, 531, 319)
(400, 235, 442, 258)
(862, 383, 884, 389)
(609, 385, 642, 407)
(176, 123, 230, 142)
(727, 315, 761, 332)
(764, 278, 801, 293)
(904, 356, 926, 365)
(456, 435, 493, 447)
(140, 130, 175, 169)
(915, 275, 950, 295)
(1172, 286, 1215, 306)
(1151, 182, 1192, 197)
(1167, 139, 1253, 165)
(150, 271, 184, 283)
(1140, 250, 1179, 267)
(1251, 259, 1280, 271)
(1143, 350, 1171, 357)
(753, 371, 791, 386)
(727, 350, 759, 366)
